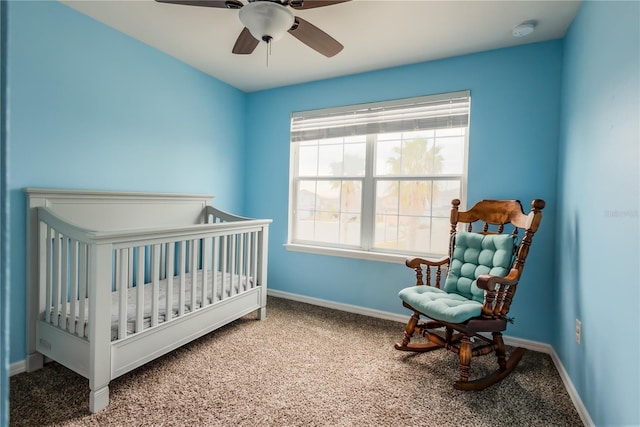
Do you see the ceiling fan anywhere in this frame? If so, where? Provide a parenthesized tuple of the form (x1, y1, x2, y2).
(155, 0, 351, 57)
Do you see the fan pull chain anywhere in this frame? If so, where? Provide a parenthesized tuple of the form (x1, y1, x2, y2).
(266, 39, 272, 67)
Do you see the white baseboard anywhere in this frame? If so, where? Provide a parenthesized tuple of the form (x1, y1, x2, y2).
(267, 288, 593, 426)
(10, 360, 26, 376)
(267, 289, 410, 324)
(549, 347, 594, 427)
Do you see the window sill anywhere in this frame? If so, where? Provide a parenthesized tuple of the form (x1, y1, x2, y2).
(284, 243, 417, 264)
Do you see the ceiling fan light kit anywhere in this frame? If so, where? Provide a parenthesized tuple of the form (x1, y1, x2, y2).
(239, 2, 294, 43)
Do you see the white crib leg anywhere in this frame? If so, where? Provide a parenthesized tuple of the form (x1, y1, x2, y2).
(89, 385, 109, 413)
(88, 244, 113, 413)
(26, 352, 44, 372)
(258, 306, 266, 320)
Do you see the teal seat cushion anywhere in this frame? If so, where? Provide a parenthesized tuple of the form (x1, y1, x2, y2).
(398, 285, 483, 323)
(398, 232, 515, 324)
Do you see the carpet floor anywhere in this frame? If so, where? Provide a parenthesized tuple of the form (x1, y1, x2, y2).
(9, 296, 583, 426)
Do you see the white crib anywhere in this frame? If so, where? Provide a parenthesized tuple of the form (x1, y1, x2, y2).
(24, 188, 271, 413)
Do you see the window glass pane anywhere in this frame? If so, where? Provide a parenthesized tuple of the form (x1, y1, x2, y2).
(399, 180, 432, 216)
(374, 214, 399, 250)
(375, 138, 401, 176)
(340, 180, 362, 214)
(397, 216, 430, 253)
(375, 181, 398, 215)
(436, 135, 465, 174)
(311, 180, 362, 245)
(343, 143, 366, 177)
(430, 217, 451, 254)
(339, 213, 360, 245)
(431, 180, 461, 217)
(373, 178, 457, 255)
(313, 215, 339, 244)
(339, 180, 362, 245)
(317, 143, 344, 176)
(296, 180, 317, 212)
(316, 181, 340, 212)
(294, 210, 315, 241)
(401, 138, 436, 175)
(298, 143, 318, 176)
(377, 136, 449, 177)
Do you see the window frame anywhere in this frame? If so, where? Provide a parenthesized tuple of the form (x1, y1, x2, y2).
(286, 91, 470, 263)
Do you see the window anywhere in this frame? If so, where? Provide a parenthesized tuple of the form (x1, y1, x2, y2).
(287, 91, 470, 262)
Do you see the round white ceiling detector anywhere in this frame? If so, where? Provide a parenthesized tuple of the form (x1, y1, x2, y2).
(512, 21, 537, 37)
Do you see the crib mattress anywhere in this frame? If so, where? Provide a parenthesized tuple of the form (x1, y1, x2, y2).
(48, 270, 254, 341)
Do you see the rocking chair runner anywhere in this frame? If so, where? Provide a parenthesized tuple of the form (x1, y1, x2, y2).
(395, 198, 545, 390)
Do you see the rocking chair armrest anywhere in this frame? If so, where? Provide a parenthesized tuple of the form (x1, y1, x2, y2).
(476, 268, 520, 291)
(405, 256, 450, 287)
(405, 256, 449, 269)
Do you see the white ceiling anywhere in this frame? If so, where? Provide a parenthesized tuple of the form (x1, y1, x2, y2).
(61, 0, 581, 92)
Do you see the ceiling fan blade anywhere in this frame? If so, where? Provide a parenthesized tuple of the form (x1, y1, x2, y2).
(289, 0, 351, 10)
(155, 0, 242, 9)
(289, 17, 343, 57)
(232, 27, 260, 55)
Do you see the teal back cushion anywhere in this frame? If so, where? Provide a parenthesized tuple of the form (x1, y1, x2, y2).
(444, 232, 516, 302)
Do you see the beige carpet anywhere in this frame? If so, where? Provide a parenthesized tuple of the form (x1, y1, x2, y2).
(10, 296, 582, 426)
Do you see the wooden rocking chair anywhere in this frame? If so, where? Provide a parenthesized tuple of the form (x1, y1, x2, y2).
(395, 198, 545, 390)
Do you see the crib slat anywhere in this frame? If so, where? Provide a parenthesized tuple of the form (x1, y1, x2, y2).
(238, 233, 245, 292)
(69, 240, 78, 335)
(252, 231, 259, 289)
(221, 235, 228, 300)
(118, 249, 129, 340)
(245, 232, 251, 290)
(128, 248, 134, 290)
(52, 231, 61, 326)
(232, 234, 238, 296)
(179, 241, 186, 317)
(151, 244, 160, 327)
(159, 244, 166, 280)
(244, 232, 251, 291)
(61, 236, 69, 331)
(190, 239, 198, 311)
(165, 243, 175, 323)
(212, 236, 219, 304)
(201, 238, 209, 308)
(136, 246, 145, 333)
(78, 242, 88, 337)
(243, 233, 249, 291)
(45, 226, 52, 324)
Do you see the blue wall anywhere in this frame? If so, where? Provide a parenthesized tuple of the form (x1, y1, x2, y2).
(557, 1, 639, 425)
(6, 1, 247, 364)
(244, 41, 563, 343)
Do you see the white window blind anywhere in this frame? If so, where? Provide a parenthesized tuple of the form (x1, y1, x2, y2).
(291, 91, 470, 142)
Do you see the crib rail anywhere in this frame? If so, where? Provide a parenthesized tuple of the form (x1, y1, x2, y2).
(36, 206, 270, 342)
(204, 205, 252, 223)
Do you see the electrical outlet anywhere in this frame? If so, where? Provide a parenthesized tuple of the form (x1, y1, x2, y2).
(575, 319, 582, 344)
